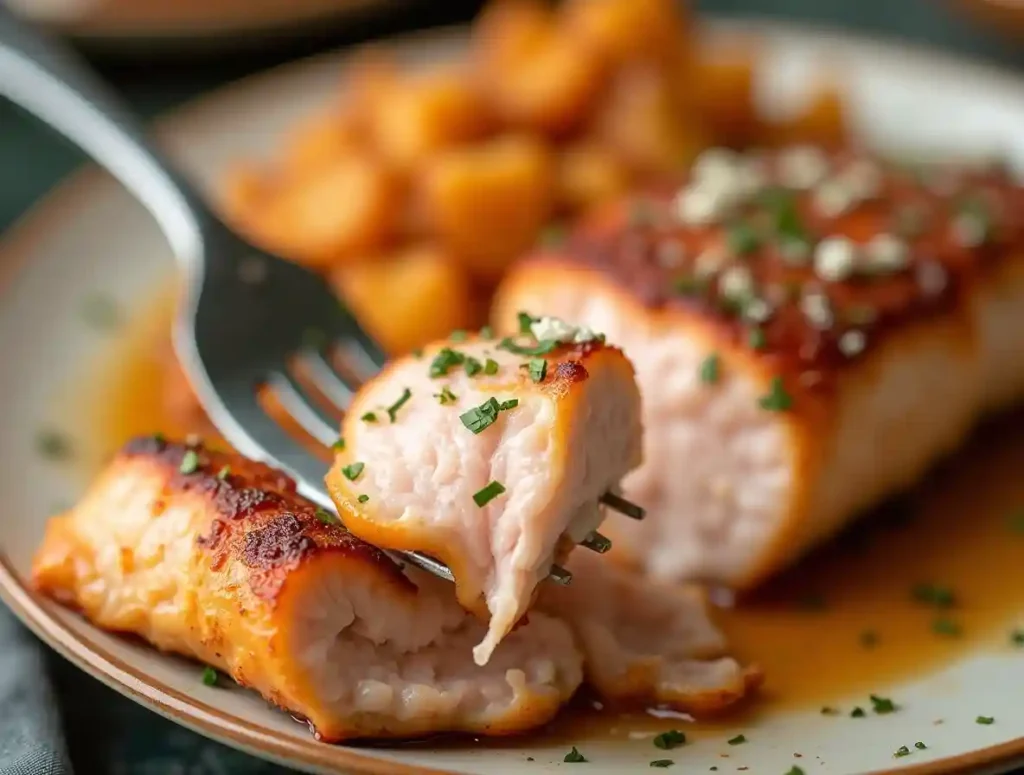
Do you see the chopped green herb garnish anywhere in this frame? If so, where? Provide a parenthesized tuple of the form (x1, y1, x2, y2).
(217, 466, 231, 480)
(932, 617, 962, 637)
(357, 494, 369, 504)
(727, 734, 747, 746)
(673, 276, 708, 297)
(499, 399, 519, 411)
(860, 630, 879, 648)
(179, 450, 200, 475)
(201, 666, 219, 687)
(563, 747, 586, 763)
(429, 347, 466, 378)
(650, 761, 674, 768)
(749, 328, 767, 351)
(484, 358, 500, 375)
(464, 357, 484, 377)
(473, 480, 506, 507)
(518, 312, 536, 335)
(386, 388, 412, 423)
(449, 330, 468, 342)
(498, 337, 558, 357)
(361, 412, 378, 423)
(700, 353, 720, 384)
(894, 746, 911, 758)
(758, 376, 792, 412)
(912, 583, 956, 609)
(653, 730, 686, 750)
(870, 694, 896, 714)
(820, 706, 840, 716)
(527, 358, 547, 382)
(915, 742, 927, 750)
(315, 508, 340, 526)
(435, 386, 458, 405)
(341, 462, 365, 481)
(37, 430, 72, 460)
(727, 222, 761, 256)
(977, 716, 995, 725)
(785, 768, 806, 775)
(480, 326, 494, 340)
(1011, 630, 1024, 646)
(331, 438, 345, 451)
(81, 293, 120, 330)
(851, 707, 866, 718)
(461, 397, 502, 434)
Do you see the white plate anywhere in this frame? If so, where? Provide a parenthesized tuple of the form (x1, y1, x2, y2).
(2, 20, 1024, 775)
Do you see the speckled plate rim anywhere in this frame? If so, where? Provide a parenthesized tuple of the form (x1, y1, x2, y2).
(2, 18, 1024, 775)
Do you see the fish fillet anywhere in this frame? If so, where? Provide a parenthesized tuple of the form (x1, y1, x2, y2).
(32, 438, 583, 741)
(494, 146, 1024, 588)
(326, 327, 643, 665)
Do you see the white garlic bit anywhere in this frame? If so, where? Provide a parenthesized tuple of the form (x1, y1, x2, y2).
(863, 233, 910, 274)
(719, 265, 755, 302)
(800, 291, 835, 330)
(777, 145, 830, 190)
(814, 236, 858, 282)
(838, 329, 867, 357)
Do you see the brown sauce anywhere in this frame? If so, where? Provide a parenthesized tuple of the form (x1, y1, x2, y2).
(73, 293, 1024, 742)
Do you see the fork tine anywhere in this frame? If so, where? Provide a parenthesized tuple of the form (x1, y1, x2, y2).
(581, 530, 612, 553)
(336, 336, 384, 384)
(265, 370, 339, 447)
(299, 350, 355, 410)
(601, 492, 645, 520)
(549, 565, 573, 585)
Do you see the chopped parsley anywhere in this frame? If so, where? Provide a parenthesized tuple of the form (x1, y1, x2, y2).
(480, 326, 494, 340)
(81, 293, 120, 330)
(361, 412, 378, 423)
(217, 466, 231, 480)
(435, 386, 458, 405)
(37, 430, 72, 460)
(977, 716, 995, 725)
(748, 328, 767, 351)
(449, 330, 468, 342)
(386, 388, 412, 423)
(464, 357, 484, 377)
(653, 730, 686, 750)
(498, 337, 558, 357)
(912, 583, 956, 609)
(870, 694, 896, 714)
(727, 734, 747, 746)
(785, 768, 806, 775)
(357, 494, 369, 504)
(315, 508, 340, 526)
(1011, 630, 1024, 647)
(473, 480, 506, 507)
(341, 462, 364, 481)
(700, 353, 720, 384)
(484, 358, 500, 375)
(932, 617, 962, 637)
(201, 666, 219, 687)
(674, 276, 708, 297)
(528, 358, 547, 382)
(331, 438, 345, 451)
(727, 222, 761, 256)
(179, 450, 200, 475)
(915, 742, 927, 750)
(517, 312, 536, 335)
(851, 707, 866, 718)
(758, 376, 792, 412)
(460, 397, 516, 434)
(563, 747, 587, 763)
(650, 761, 674, 768)
(894, 746, 911, 758)
(429, 347, 466, 377)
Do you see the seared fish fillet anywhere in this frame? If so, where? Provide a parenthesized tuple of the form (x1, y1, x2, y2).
(327, 328, 643, 665)
(495, 146, 1024, 588)
(539, 551, 761, 712)
(32, 438, 583, 741)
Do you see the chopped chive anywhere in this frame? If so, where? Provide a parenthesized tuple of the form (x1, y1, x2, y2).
(673, 276, 708, 297)
(473, 480, 506, 507)
(517, 312, 536, 335)
(461, 398, 501, 434)
(37, 430, 72, 460)
(331, 438, 345, 451)
(650, 761, 674, 768)
(449, 330, 468, 342)
(498, 337, 558, 357)
(748, 328, 767, 350)
(915, 742, 927, 750)
(429, 347, 466, 378)
(179, 450, 200, 475)
(527, 358, 547, 382)
(315, 508, 340, 526)
(499, 399, 519, 411)
(480, 326, 494, 340)
(851, 707, 866, 718)
(81, 293, 120, 330)
(464, 357, 484, 377)
(653, 730, 686, 750)
(201, 666, 219, 687)
(385, 388, 413, 423)
(785, 768, 806, 775)
(1011, 630, 1024, 646)
(932, 617, 961, 637)
(727, 221, 761, 256)
(699, 353, 720, 384)
(727, 734, 747, 746)
(484, 358, 500, 375)
(361, 412, 378, 423)
(341, 462, 364, 481)
(357, 494, 369, 504)
(894, 746, 911, 758)
(870, 694, 896, 714)
(912, 583, 956, 609)
(563, 747, 586, 763)
(758, 376, 792, 412)
(217, 466, 231, 480)
(977, 716, 995, 725)
(435, 386, 458, 405)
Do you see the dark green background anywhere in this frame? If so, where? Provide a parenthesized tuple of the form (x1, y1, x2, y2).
(2, 1, 1022, 772)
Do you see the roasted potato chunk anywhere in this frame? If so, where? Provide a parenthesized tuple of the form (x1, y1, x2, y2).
(555, 142, 629, 212)
(691, 43, 761, 148)
(564, 0, 690, 69)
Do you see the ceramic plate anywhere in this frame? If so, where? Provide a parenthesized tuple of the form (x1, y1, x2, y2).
(2, 20, 1024, 775)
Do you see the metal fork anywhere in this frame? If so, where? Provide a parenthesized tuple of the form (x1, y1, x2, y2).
(0, 6, 644, 585)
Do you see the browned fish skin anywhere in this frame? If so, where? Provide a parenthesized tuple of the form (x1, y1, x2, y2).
(32, 437, 583, 742)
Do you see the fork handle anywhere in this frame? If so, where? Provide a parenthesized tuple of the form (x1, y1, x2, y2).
(0, 3, 209, 269)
